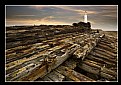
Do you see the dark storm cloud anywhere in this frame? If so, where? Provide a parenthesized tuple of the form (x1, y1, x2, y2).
(6, 5, 118, 31)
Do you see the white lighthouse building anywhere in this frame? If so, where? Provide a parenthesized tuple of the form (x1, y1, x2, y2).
(84, 11, 87, 23)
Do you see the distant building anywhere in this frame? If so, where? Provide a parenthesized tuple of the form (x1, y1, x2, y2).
(72, 11, 91, 30)
(84, 11, 87, 23)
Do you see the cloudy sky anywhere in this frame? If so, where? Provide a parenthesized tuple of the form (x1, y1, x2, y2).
(6, 5, 118, 31)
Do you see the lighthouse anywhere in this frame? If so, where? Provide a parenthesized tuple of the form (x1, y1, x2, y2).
(84, 11, 87, 23)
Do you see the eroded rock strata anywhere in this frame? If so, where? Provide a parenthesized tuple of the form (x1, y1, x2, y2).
(5, 25, 117, 81)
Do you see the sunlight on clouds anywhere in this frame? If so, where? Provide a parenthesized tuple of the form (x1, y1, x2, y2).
(102, 14, 117, 17)
(15, 15, 36, 17)
(76, 10, 97, 14)
(29, 5, 47, 9)
(54, 6, 97, 15)
(39, 16, 55, 23)
(6, 16, 71, 26)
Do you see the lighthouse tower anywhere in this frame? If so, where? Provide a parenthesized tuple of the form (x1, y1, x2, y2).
(84, 11, 87, 23)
